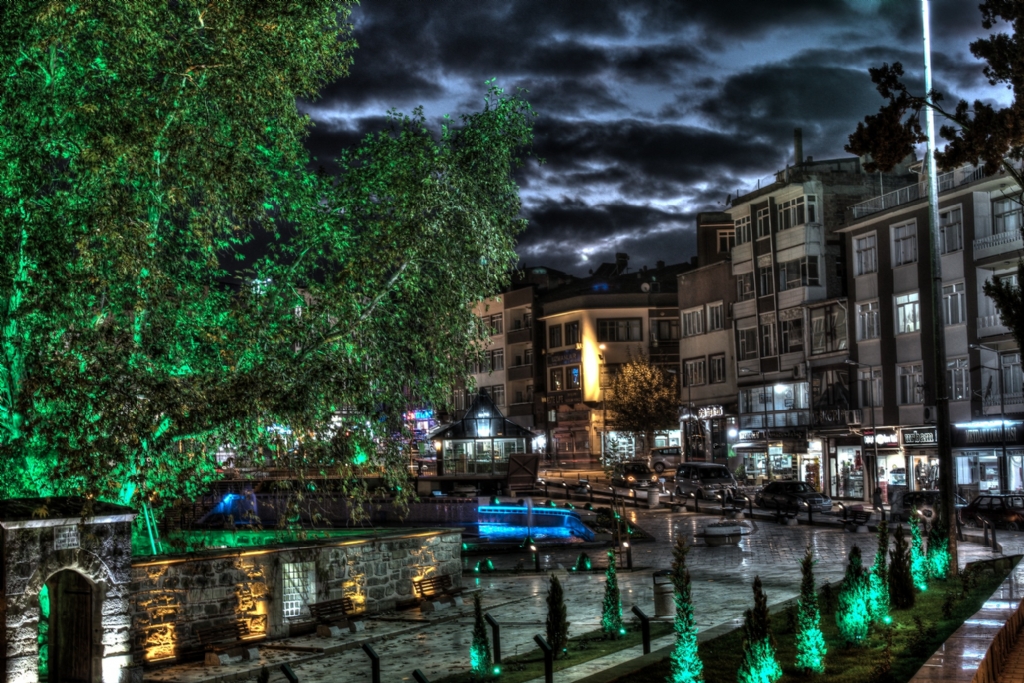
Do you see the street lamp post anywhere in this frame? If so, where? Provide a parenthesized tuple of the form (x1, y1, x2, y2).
(972, 343, 1008, 493)
(599, 344, 607, 465)
(847, 360, 879, 503)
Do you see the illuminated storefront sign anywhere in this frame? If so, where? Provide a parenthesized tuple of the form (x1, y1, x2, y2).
(901, 427, 937, 447)
(862, 428, 898, 447)
(698, 405, 724, 419)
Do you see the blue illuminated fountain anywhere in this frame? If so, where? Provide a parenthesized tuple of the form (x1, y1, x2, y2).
(476, 504, 594, 542)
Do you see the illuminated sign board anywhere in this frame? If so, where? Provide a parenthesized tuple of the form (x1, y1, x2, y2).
(863, 429, 899, 447)
(698, 405, 724, 419)
(901, 427, 937, 447)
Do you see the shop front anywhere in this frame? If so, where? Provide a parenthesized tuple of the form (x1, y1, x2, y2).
(901, 426, 939, 496)
(952, 420, 1024, 498)
(735, 428, 809, 485)
(829, 428, 899, 501)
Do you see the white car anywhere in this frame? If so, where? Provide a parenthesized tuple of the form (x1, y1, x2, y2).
(648, 446, 682, 473)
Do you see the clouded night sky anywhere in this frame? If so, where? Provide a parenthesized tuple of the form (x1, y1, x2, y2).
(302, 0, 1007, 277)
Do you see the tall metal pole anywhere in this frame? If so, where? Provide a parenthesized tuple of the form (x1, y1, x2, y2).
(922, 0, 958, 574)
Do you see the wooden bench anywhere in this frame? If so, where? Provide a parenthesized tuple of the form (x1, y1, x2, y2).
(840, 504, 872, 531)
(309, 596, 364, 637)
(194, 621, 264, 666)
(413, 575, 464, 612)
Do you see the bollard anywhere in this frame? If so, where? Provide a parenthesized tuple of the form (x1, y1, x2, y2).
(631, 605, 651, 654)
(531, 542, 541, 572)
(281, 664, 299, 683)
(807, 504, 813, 526)
(413, 670, 431, 683)
(748, 495, 754, 517)
(983, 518, 991, 547)
(692, 492, 700, 513)
(362, 644, 380, 683)
(623, 541, 633, 570)
(534, 635, 554, 683)
(485, 613, 502, 663)
(991, 520, 999, 552)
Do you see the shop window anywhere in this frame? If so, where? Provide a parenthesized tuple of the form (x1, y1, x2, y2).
(831, 447, 864, 499)
(550, 367, 564, 392)
(566, 366, 581, 390)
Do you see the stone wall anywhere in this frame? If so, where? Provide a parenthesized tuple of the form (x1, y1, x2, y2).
(130, 529, 462, 666)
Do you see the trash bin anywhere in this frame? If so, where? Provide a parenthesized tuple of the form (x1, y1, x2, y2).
(647, 491, 660, 509)
(653, 570, 675, 617)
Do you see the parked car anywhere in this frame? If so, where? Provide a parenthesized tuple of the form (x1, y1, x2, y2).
(649, 446, 682, 473)
(755, 481, 833, 512)
(888, 489, 967, 523)
(611, 461, 660, 489)
(674, 463, 738, 500)
(960, 494, 1024, 530)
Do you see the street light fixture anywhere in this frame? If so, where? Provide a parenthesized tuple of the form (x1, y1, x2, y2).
(971, 343, 1008, 493)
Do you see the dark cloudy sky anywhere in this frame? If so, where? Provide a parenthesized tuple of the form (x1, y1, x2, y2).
(302, 0, 1008, 276)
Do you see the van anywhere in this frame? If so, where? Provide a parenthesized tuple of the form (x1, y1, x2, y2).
(649, 446, 682, 473)
(675, 463, 738, 499)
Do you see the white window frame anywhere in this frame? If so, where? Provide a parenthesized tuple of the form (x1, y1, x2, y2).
(857, 301, 880, 340)
(737, 273, 755, 301)
(855, 233, 877, 275)
(707, 302, 724, 331)
(1003, 352, 1023, 396)
(682, 308, 704, 337)
(490, 384, 506, 406)
(993, 197, 1022, 236)
(756, 207, 771, 238)
(709, 355, 726, 384)
(282, 562, 316, 620)
(939, 205, 963, 253)
(738, 327, 758, 360)
(760, 322, 777, 358)
(942, 282, 966, 326)
(684, 358, 707, 387)
(891, 220, 917, 266)
(859, 368, 882, 408)
(735, 215, 752, 245)
(778, 195, 817, 230)
(781, 318, 803, 353)
(898, 364, 924, 405)
(758, 266, 774, 296)
(895, 292, 920, 335)
(718, 229, 736, 253)
(947, 358, 969, 401)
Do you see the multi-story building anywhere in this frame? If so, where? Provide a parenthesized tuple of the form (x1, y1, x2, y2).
(726, 146, 916, 492)
(538, 254, 693, 460)
(676, 213, 741, 465)
(840, 159, 1024, 501)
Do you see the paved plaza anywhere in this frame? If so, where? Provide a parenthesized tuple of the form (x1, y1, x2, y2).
(144, 506, 1023, 683)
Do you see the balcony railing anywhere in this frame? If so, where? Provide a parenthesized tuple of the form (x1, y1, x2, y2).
(978, 314, 1009, 337)
(506, 326, 533, 345)
(507, 364, 533, 381)
(850, 163, 987, 219)
(974, 229, 1024, 260)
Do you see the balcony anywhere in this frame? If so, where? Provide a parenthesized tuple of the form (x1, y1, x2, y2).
(556, 409, 590, 423)
(850, 163, 987, 219)
(507, 364, 534, 381)
(732, 241, 752, 264)
(507, 402, 534, 417)
(733, 298, 757, 319)
(775, 222, 822, 252)
(506, 326, 533, 344)
(977, 313, 1010, 338)
(974, 230, 1024, 261)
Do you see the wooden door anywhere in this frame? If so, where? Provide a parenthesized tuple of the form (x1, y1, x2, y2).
(48, 570, 92, 683)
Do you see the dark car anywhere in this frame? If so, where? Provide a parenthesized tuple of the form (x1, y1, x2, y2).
(611, 461, 660, 489)
(960, 494, 1024, 530)
(755, 481, 833, 512)
(889, 489, 967, 523)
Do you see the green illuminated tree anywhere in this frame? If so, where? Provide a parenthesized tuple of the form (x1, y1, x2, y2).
(927, 519, 950, 581)
(909, 514, 928, 590)
(470, 591, 492, 676)
(606, 349, 678, 456)
(668, 537, 702, 683)
(737, 576, 782, 683)
(869, 521, 891, 624)
(795, 547, 826, 674)
(602, 550, 624, 638)
(836, 545, 871, 646)
(889, 525, 916, 610)
(546, 574, 570, 659)
(0, 3, 535, 516)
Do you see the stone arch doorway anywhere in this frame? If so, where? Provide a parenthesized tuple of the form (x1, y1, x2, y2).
(44, 570, 94, 683)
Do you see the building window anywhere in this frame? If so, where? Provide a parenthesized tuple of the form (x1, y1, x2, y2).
(855, 234, 877, 275)
(566, 366, 581, 390)
(597, 319, 642, 342)
(489, 313, 503, 335)
(549, 324, 562, 348)
(994, 198, 1022, 235)
(781, 318, 804, 353)
(524, 348, 533, 365)
(526, 384, 534, 402)
(738, 327, 758, 360)
(490, 384, 505, 406)
(947, 358, 969, 401)
(939, 206, 963, 253)
(756, 206, 772, 238)
(859, 368, 882, 407)
(758, 266, 774, 296)
(1003, 352, 1023, 396)
(707, 303, 724, 331)
(709, 355, 726, 383)
(778, 196, 817, 230)
(942, 282, 966, 326)
(857, 301, 880, 340)
(760, 322, 777, 358)
(282, 562, 316, 619)
(564, 321, 580, 345)
(737, 273, 755, 301)
(895, 292, 920, 334)
(810, 303, 848, 355)
(778, 257, 820, 291)
(735, 215, 752, 245)
(652, 318, 680, 342)
(718, 229, 736, 253)
(892, 221, 917, 266)
(684, 358, 707, 387)
(550, 367, 564, 392)
(682, 308, 704, 337)
(492, 349, 504, 371)
(898, 364, 924, 405)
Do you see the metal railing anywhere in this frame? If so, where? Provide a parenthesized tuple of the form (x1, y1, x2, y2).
(974, 229, 1023, 253)
(850, 163, 987, 219)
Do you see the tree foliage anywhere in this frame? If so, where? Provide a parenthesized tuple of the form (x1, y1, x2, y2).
(546, 575, 570, 658)
(668, 537, 702, 683)
(0, 3, 535, 515)
(889, 525, 916, 610)
(909, 514, 928, 590)
(795, 547, 827, 674)
(836, 545, 870, 646)
(846, 0, 1024, 350)
(869, 520, 891, 624)
(606, 349, 678, 456)
(738, 576, 782, 683)
(602, 549, 624, 638)
(471, 591, 492, 676)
